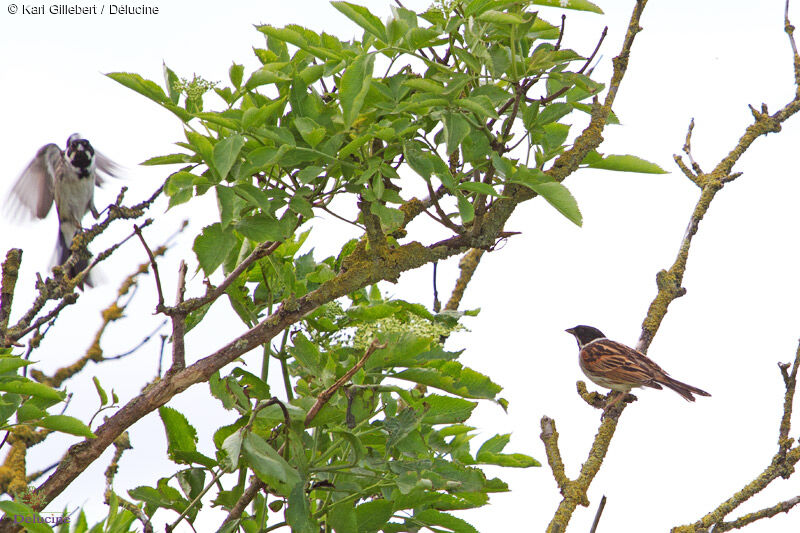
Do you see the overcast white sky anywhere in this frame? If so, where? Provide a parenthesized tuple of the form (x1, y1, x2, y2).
(2, 1, 800, 531)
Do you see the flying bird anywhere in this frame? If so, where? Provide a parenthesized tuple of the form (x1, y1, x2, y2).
(565, 325, 710, 413)
(4, 134, 120, 286)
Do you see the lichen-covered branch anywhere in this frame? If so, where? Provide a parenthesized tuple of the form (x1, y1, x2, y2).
(0, 249, 21, 341)
(671, 341, 800, 532)
(3, 185, 163, 346)
(444, 248, 484, 311)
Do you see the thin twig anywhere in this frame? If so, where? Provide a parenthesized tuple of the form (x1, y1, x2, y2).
(134, 224, 165, 310)
(589, 495, 607, 533)
(304, 340, 385, 426)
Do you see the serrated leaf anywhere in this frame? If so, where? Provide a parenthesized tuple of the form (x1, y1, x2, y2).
(159, 406, 198, 461)
(511, 168, 582, 226)
(402, 78, 447, 94)
(140, 153, 192, 166)
(340, 53, 375, 128)
(295, 118, 326, 148)
(444, 113, 470, 155)
(370, 203, 404, 232)
(235, 214, 285, 242)
(213, 134, 245, 181)
(286, 482, 317, 533)
(193, 223, 238, 276)
(107, 72, 169, 104)
(415, 509, 479, 533)
(456, 194, 474, 223)
(332, 1, 388, 42)
(328, 501, 358, 533)
(355, 499, 393, 533)
(36, 415, 95, 438)
(0, 379, 63, 401)
(456, 96, 498, 119)
(242, 432, 301, 496)
(229, 63, 244, 89)
(585, 154, 667, 174)
(457, 182, 502, 197)
(422, 395, 477, 424)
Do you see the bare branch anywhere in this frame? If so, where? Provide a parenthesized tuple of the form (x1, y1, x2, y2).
(134, 224, 165, 310)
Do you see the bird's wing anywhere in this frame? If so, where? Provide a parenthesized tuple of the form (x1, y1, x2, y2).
(581, 339, 663, 388)
(93, 150, 122, 186)
(4, 143, 61, 220)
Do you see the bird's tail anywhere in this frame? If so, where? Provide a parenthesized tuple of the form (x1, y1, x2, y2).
(659, 376, 711, 402)
(54, 221, 93, 288)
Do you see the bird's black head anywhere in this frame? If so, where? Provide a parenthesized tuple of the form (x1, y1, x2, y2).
(65, 134, 95, 177)
(565, 325, 606, 348)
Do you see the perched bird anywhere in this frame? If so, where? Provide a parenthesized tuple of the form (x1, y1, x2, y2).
(4, 134, 120, 286)
(565, 325, 710, 412)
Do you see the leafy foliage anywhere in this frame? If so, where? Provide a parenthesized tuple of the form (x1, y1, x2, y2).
(0, 0, 668, 531)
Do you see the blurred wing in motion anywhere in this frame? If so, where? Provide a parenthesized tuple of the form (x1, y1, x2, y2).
(4, 143, 61, 221)
(93, 150, 123, 186)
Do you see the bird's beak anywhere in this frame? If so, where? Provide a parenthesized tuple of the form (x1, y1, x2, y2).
(565, 328, 575, 335)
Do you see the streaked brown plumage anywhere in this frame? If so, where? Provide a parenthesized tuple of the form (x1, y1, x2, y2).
(565, 325, 710, 410)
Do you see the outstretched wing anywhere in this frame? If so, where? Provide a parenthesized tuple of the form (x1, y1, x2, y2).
(4, 143, 62, 221)
(93, 150, 123, 186)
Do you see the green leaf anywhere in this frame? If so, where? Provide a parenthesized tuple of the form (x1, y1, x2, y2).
(0, 501, 54, 533)
(159, 406, 198, 460)
(140, 153, 192, 166)
(511, 168, 582, 226)
(443, 113, 470, 155)
(403, 143, 433, 179)
(355, 499, 393, 533)
(370, 203, 404, 233)
(395, 361, 501, 399)
(536, 102, 573, 126)
(477, 10, 526, 24)
(456, 194, 474, 224)
(295, 118, 326, 148)
(585, 154, 667, 174)
(456, 96, 498, 119)
(286, 482, 317, 533)
(457, 182, 502, 197)
(193, 223, 238, 275)
(106, 72, 168, 104)
(0, 379, 64, 401)
(0, 356, 32, 374)
(402, 78, 446, 94)
(332, 1, 388, 42)
(340, 53, 375, 128)
(242, 432, 301, 497)
(216, 185, 236, 229)
(220, 430, 244, 472)
(328, 502, 358, 533)
(477, 433, 510, 456)
(36, 415, 95, 438)
(213, 134, 245, 181)
(531, 0, 603, 14)
(290, 334, 322, 374)
(476, 451, 540, 468)
(415, 509, 479, 533)
(229, 63, 244, 89)
(422, 395, 477, 424)
(235, 214, 286, 242)
(92, 377, 108, 406)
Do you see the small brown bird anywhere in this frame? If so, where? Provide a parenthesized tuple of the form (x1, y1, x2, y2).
(565, 325, 710, 411)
